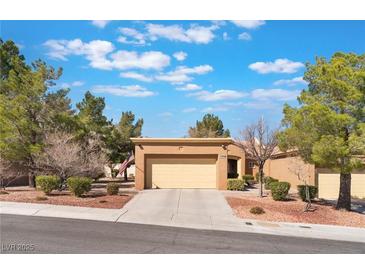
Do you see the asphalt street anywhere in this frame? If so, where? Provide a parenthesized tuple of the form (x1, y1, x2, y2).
(1, 214, 364, 254)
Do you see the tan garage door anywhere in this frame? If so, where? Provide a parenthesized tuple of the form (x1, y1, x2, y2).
(318, 173, 365, 199)
(146, 156, 217, 189)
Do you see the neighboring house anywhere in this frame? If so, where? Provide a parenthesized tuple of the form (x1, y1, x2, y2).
(250, 151, 365, 199)
(131, 138, 245, 190)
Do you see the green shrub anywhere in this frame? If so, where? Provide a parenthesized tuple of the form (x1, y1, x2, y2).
(228, 172, 239, 179)
(297, 185, 318, 201)
(227, 179, 246, 191)
(249, 206, 265, 215)
(36, 175, 60, 195)
(242, 174, 255, 186)
(242, 175, 254, 181)
(264, 176, 279, 190)
(270, 181, 291, 201)
(67, 177, 92, 197)
(107, 182, 119, 195)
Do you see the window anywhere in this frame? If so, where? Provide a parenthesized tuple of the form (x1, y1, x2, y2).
(248, 161, 255, 168)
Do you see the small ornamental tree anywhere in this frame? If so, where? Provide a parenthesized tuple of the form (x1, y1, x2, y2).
(278, 52, 365, 210)
(237, 118, 279, 197)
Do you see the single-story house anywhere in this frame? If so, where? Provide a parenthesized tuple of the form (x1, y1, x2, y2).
(130, 137, 364, 199)
(131, 138, 245, 190)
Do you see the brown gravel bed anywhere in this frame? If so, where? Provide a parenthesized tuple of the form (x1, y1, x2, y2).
(226, 195, 365, 228)
(0, 187, 135, 209)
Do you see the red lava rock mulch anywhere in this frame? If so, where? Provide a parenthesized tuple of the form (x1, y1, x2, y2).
(0, 187, 135, 209)
(226, 195, 365, 228)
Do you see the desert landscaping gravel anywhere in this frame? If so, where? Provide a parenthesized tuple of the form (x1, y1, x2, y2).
(0, 187, 134, 209)
(226, 195, 365, 228)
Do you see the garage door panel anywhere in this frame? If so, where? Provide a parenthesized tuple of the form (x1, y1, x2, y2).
(146, 157, 217, 189)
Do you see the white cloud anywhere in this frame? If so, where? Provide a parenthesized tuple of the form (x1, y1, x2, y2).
(155, 65, 213, 84)
(188, 89, 246, 101)
(249, 58, 304, 74)
(173, 51, 187, 61)
(238, 32, 252, 41)
(201, 106, 230, 113)
(223, 32, 230, 40)
(91, 20, 111, 29)
(231, 20, 266, 29)
(117, 27, 147, 45)
(44, 39, 170, 71)
(273, 76, 307, 86)
(176, 83, 202, 91)
(251, 88, 300, 101)
(61, 81, 85, 88)
(43, 39, 115, 70)
(182, 107, 198, 113)
(119, 71, 153, 82)
(92, 85, 156, 97)
(111, 50, 170, 70)
(146, 23, 217, 44)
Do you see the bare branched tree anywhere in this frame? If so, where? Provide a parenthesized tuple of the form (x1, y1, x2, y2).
(34, 131, 107, 184)
(288, 157, 314, 211)
(237, 118, 279, 197)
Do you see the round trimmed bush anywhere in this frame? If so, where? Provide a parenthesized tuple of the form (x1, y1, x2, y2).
(250, 206, 265, 215)
(227, 179, 246, 191)
(264, 176, 279, 190)
(107, 182, 119, 195)
(242, 175, 255, 185)
(270, 181, 291, 201)
(36, 175, 60, 195)
(67, 177, 92, 197)
(297, 185, 318, 201)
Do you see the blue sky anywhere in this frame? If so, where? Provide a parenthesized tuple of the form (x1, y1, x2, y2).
(2, 20, 365, 137)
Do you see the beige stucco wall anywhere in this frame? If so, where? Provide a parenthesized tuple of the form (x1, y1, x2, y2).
(227, 143, 246, 177)
(262, 156, 316, 189)
(131, 138, 245, 190)
(317, 169, 365, 199)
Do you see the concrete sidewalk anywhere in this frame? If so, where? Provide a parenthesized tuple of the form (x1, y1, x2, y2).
(1, 194, 365, 243)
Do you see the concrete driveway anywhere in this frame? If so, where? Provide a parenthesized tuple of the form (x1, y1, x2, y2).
(118, 189, 240, 229)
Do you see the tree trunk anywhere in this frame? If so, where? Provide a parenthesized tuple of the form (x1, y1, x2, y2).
(28, 171, 36, 188)
(258, 163, 264, 197)
(336, 173, 351, 210)
(124, 169, 128, 182)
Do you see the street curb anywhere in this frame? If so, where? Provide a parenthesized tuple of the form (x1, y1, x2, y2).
(1, 201, 365, 243)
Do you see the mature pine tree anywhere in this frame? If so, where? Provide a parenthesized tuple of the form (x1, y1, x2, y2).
(278, 52, 365, 210)
(0, 44, 63, 187)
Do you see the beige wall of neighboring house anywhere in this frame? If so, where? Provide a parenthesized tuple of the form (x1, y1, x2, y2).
(317, 169, 365, 199)
(259, 152, 365, 198)
(131, 138, 245, 190)
(263, 155, 316, 188)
